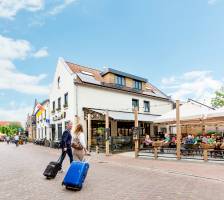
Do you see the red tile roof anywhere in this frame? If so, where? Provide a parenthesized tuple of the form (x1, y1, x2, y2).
(0, 121, 21, 126)
(0, 121, 10, 126)
(66, 61, 104, 82)
(65, 61, 170, 100)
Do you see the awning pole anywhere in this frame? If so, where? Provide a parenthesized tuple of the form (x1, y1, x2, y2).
(176, 100, 181, 160)
(87, 114, 91, 151)
(105, 110, 110, 156)
(134, 108, 139, 158)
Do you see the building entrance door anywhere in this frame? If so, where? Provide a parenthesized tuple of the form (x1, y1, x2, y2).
(51, 124, 55, 141)
(58, 123, 62, 141)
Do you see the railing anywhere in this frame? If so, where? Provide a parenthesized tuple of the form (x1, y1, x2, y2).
(138, 144, 177, 159)
(110, 136, 133, 153)
(137, 141, 224, 162)
(90, 136, 105, 153)
(90, 136, 133, 154)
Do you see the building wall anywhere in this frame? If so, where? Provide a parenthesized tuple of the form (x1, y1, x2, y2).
(125, 77, 133, 88)
(103, 73, 115, 84)
(76, 84, 173, 140)
(76, 84, 173, 119)
(36, 101, 51, 140)
(49, 58, 173, 142)
(49, 58, 77, 140)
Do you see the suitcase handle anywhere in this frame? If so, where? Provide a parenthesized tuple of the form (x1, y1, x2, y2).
(57, 152, 65, 164)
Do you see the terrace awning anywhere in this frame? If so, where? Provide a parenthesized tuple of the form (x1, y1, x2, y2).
(91, 109, 159, 122)
(206, 108, 224, 118)
(153, 101, 213, 124)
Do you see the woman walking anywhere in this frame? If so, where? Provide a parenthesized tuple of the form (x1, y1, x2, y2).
(72, 124, 87, 161)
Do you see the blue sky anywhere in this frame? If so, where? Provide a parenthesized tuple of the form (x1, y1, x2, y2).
(0, 0, 224, 124)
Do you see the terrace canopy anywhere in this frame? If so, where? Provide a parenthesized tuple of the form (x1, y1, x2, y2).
(153, 101, 224, 135)
(153, 101, 213, 124)
(90, 109, 158, 122)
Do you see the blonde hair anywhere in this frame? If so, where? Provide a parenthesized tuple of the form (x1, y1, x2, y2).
(74, 124, 83, 135)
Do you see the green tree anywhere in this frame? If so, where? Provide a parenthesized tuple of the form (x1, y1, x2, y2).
(211, 87, 224, 108)
(0, 123, 23, 137)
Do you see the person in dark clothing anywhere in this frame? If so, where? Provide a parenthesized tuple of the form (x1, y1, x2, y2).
(59, 121, 73, 169)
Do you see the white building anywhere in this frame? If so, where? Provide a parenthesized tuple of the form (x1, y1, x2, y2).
(36, 99, 51, 140)
(49, 58, 174, 147)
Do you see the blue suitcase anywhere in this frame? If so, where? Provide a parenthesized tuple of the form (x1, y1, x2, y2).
(62, 161, 89, 190)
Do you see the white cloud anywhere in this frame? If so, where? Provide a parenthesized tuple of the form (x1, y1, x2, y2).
(0, 60, 49, 95)
(0, 104, 33, 127)
(48, 0, 77, 15)
(0, 0, 44, 19)
(33, 47, 49, 58)
(161, 76, 176, 85)
(0, 35, 49, 95)
(161, 70, 223, 106)
(0, 35, 31, 60)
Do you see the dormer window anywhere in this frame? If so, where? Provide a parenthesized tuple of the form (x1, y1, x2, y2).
(115, 75, 125, 86)
(133, 80, 142, 90)
(57, 76, 61, 89)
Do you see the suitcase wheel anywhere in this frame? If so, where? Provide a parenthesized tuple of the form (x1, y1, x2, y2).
(65, 186, 82, 191)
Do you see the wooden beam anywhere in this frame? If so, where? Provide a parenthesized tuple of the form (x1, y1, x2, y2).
(134, 107, 139, 158)
(134, 107, 139, 127)
(105, 110, 110, 156)
(176, 100, 181, 160)
(87, 113, 91, 151)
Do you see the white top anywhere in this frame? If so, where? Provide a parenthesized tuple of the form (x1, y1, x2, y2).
(73, 132, 86, 149)
(14, 135, 19, 141)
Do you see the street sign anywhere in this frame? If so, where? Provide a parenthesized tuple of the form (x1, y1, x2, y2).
(132, 127, 141, 140)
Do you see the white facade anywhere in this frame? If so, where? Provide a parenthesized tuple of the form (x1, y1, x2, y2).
(76, 84, 173, 132)
(36, 100, 51, 140)
(49, 58, 173, 141)
(49, 58, 76, 141)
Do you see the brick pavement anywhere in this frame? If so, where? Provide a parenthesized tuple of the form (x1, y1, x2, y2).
(0, 142, 224, 200)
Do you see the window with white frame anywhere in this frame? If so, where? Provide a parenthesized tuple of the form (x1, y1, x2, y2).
(132, 99, 139, 110)
(144, 101, 150, 112)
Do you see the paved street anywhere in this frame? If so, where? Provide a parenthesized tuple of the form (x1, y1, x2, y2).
(1, 143, 224, 200)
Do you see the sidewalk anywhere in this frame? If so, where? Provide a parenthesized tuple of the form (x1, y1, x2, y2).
(105, 152, 224, 183)
(1, 143, 224, 200)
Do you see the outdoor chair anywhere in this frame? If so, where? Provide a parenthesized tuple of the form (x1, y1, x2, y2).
(192, 144, 201, 156)
(181, 144, 195, 156)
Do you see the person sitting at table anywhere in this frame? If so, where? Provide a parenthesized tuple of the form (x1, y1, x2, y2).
(207, 134, 216, 144)
(193, 135, 200, 144)
(164, 133, 170, 142)
(216, 135, 222, 143)
(219, 138, 224, 149)
(162, 133, 171, 148)
(185, 134, 194, 144)
(171, 136, 176, 143)
(202, 135, 208, 144)
(143, 134, 153, 147)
